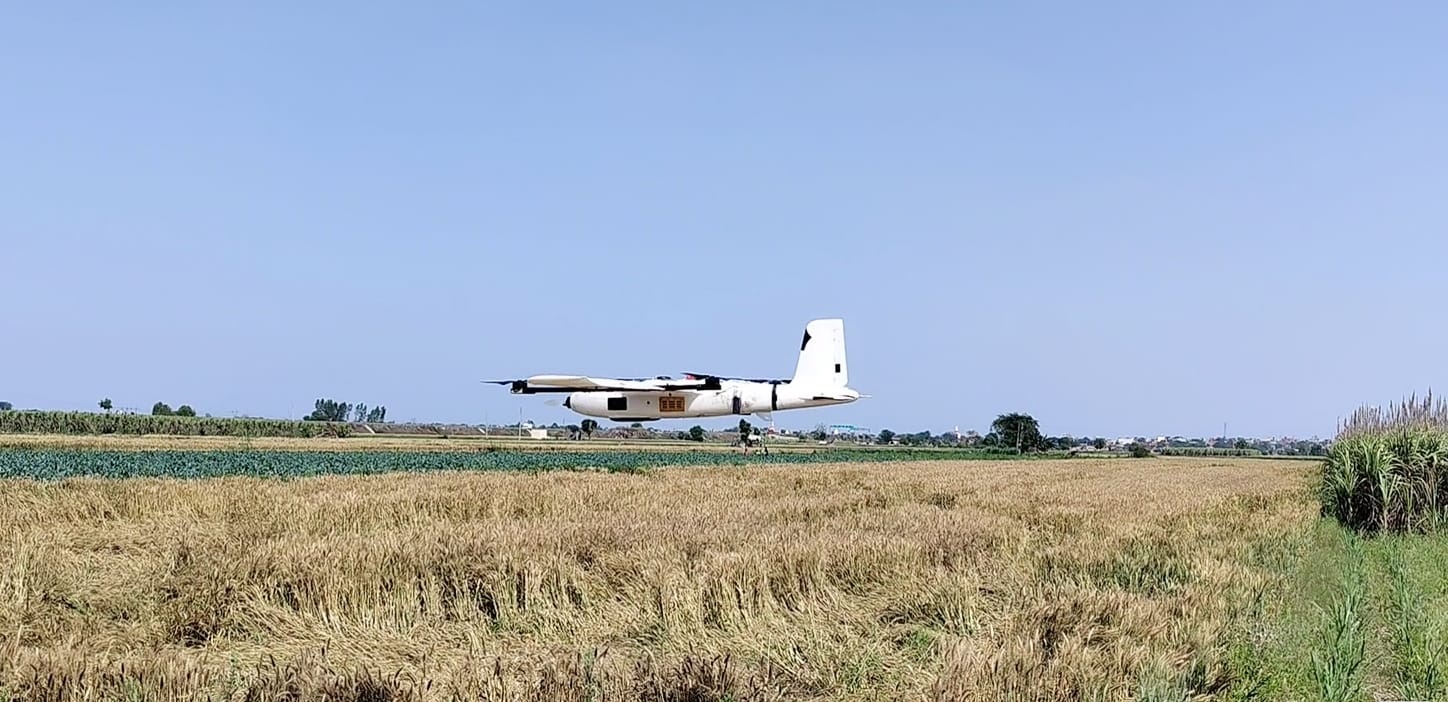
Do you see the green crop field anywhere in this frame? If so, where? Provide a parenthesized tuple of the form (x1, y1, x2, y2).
(0, 446, 1024, 480)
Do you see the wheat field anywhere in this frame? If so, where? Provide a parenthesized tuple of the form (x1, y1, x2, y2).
(0, 457, 1313, 701)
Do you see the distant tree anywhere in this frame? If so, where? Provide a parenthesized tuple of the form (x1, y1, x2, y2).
(151, 402, 173, 416)
(354, 403, 369, 423)
(306, 399, 352, 422)
(1234, 438, 1249, 450)
(0, 402, 11, 411)
(1093, 437, 1107, 450)
(366, 406, 387, 423)
(991, 413, 1044, 452)
(98, 398, 112, 413)
(981, 432, 1000, 447)
(876, 429, 896, 445)
(900, 430, 933, 446)
(738, 419, 753, 444)
(581, 418, 598, 438)
(811, 423, 829, 442)
(631, 422, 643, 429)
(176, 405, 196, 417)
(688, 425, 706, 442)
(1128, 442, 1152, 458)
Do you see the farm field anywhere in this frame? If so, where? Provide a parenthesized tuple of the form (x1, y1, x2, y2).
(0, 432, 839, 453)
(0, 444, 1027, 481)
(0, 448, 959, 480)
(0, 456, 1349, 700)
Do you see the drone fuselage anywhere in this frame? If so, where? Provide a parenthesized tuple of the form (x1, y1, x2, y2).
(563, 379, 857, 422)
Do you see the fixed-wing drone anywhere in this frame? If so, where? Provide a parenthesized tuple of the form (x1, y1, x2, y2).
(485, 318, 862, 422)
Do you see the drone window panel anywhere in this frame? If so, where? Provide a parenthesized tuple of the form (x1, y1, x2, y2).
(607, 397, 628, 411)
(660, 396, 685, 413)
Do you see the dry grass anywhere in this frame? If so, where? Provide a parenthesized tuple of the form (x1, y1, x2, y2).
(0, 457, 1313, 701)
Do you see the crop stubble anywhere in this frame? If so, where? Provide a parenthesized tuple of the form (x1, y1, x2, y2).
(0, 457, 1313, 700)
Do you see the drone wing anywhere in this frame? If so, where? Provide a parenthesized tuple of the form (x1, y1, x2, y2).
(484, 375, 713, 394)
(684, 372, 787, 384)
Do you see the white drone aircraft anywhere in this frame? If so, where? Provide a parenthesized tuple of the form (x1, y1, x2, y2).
(486, 318, 862, 423)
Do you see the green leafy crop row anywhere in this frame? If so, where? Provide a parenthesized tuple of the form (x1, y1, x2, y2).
(0, 448, 989, 480)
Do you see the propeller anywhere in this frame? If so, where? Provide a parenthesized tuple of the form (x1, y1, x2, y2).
(482, 379, 528, 393)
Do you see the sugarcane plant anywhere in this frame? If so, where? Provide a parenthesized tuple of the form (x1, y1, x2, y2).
(1322, 391, 1448, 534)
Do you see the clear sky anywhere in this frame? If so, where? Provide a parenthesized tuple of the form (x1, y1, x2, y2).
(4, 2, 1446, 439)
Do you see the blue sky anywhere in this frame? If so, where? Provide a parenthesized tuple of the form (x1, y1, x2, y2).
(3, 2, 1446, 439)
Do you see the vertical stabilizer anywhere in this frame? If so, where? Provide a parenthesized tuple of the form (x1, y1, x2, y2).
(792, 319, 848, 388)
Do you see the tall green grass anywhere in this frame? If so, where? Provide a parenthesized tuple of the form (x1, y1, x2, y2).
(1309, 538, 1369, 702)
(1382, 540, 1448, 699)
(0, 410, 350, 438)
(1323, 392, 1448, 534)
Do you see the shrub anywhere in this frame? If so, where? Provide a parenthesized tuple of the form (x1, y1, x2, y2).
(1128, 442, 1152, 458)
(1156, 447, 1262, 457)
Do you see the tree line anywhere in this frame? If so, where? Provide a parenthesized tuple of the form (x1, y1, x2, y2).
(873, 413, 1118, 452)
(151, 402, 196, 417)
(305, 399, 387, 423)
(64, 397, 392, 424)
